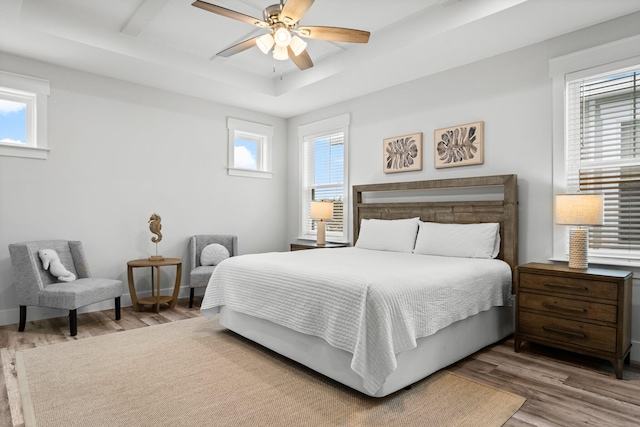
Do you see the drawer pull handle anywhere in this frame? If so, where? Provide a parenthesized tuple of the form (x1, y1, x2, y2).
(542, 326, 586, 339)
(541, 302, 587, 313)
(543, 282, 588, 291)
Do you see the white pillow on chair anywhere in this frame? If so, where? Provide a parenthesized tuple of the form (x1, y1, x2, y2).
(200, 244, 230, 266)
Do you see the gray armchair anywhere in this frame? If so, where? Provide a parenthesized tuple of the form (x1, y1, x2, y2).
(8, 240, 123, 336)
(189, 235, 237, 308)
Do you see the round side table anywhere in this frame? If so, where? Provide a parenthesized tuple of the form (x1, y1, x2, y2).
(127, 258, 182, 312)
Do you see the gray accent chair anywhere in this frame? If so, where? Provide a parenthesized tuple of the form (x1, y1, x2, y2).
(8, 240, 123, 336)
(189, 235, 238, 308)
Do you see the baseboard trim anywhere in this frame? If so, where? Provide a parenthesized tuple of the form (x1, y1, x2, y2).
(0, 286, 196, 327)
(631, 340, 640, 364)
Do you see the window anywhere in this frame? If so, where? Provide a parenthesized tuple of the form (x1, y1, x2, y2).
(227, 118, 273, 179)
(299, 114, 350, 243)
(0, 71, 50, 160)
(565, 66, 640, 261)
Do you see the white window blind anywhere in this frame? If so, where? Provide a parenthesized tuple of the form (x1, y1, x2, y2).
(298, 114, 349, 242)
(302, 131, 345, 238)
(566, 66, 640, 258)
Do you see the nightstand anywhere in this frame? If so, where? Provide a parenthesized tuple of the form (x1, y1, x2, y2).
(515, 262, 632, 379)
(290, 241, 349, 251)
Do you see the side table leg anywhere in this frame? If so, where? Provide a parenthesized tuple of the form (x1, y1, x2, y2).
(156, 266, 161, 313)
(169, 263, 182, 309)
(612, 358, 624, 379)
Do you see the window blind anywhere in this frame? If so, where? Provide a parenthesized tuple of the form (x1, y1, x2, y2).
(566, 67, 640, 257)
(302, 131, 345, 236)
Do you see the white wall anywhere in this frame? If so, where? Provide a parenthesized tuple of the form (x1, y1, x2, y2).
(0, 53, 288, 325)
(286, 14, 640, 361)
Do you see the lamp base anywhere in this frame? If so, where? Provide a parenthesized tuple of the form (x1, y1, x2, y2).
(568, 228, 588, 269)
(317, 220, 326, 246)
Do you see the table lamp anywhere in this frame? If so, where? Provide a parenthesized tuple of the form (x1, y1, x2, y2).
(555, 193, 604, 269)
(311, 201, 333, 246)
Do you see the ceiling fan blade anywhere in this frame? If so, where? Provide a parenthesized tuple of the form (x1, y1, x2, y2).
(280, 0, 314, 25)
(288, 46, 313, 70)
(192, 1, 268, 28)
(297, 26, 370, 43)
(217, 36, 259, 57)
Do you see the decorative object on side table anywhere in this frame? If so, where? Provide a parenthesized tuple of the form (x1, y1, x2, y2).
(515, 262, 632, 379)
(148, 213, 164, 261)
(555, 193, 604, 269)
(383, 132, 422, 173)
(311, 201, 333, 245)
(434, 121, 483, 168)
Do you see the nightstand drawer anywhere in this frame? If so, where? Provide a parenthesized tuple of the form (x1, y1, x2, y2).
(519, 272, 618, 301)
(519, 311, 617, 353)
(519, 292, 617, 323)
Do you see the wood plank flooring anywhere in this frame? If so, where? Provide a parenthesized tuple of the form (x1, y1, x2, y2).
(1, 300, 639, 426)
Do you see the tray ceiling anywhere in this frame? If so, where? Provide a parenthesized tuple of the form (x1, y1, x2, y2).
(1, 0, 640, 117)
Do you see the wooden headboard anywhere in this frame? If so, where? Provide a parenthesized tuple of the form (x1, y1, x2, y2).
(352, 174, 518, 279)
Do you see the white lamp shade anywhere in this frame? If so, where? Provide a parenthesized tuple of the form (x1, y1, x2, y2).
(311, 201, 333, 220)
(256, 33, 274, 54)
(289, 35, 307, 56)
(273, 45, 288, 60)
(273, 27, 292, 47)
(555, 194, 604, 226)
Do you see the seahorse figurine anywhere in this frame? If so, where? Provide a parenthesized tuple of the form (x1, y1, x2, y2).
(148, 213, 162, 243)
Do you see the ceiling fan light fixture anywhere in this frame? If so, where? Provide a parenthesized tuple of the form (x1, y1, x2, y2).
(273, 45, 288, 60)
(256, 33, 274, 54)
(289, 35, 307, 56)
(273, 25, 292, 47)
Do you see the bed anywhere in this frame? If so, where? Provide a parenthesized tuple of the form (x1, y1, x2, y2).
(201, 174, 518, 397)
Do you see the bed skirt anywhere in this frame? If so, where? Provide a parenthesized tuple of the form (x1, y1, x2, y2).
(219, 303, 514, 397)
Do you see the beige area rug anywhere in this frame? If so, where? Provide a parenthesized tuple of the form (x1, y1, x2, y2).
(16, 317, 525, 427)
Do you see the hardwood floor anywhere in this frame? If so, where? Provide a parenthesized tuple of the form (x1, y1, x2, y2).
(1, 300, 639, 426)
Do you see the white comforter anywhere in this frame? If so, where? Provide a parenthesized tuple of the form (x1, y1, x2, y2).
(201, 247, 512, 394)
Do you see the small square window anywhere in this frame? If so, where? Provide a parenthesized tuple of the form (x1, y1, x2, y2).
(0, 71, 50, 160)
(0, 98, 27, 144)
(227, 118, 273, 179)
(233, 133, 263, 170)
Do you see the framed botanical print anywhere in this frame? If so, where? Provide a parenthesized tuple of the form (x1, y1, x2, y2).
(383, 132, 422, 173)
(434, 121, 484, 168)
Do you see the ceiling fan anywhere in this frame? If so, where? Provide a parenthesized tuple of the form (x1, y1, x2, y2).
(192, 0, 370, 71)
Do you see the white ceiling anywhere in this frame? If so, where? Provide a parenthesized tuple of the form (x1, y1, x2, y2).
(1, 0, 640, 118)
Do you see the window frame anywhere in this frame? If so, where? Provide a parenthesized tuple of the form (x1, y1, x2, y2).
(551, 35, 640, 267)
(298, 114, 350, 243)
(0, 70, 50, 160)
(227, 118, 273, 179)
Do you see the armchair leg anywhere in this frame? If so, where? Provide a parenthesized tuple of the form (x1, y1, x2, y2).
(115, 297, 121, 320)
(69, 309, 77, 336)
(189, 288, 195, 308)
(19, 306, 26, 332)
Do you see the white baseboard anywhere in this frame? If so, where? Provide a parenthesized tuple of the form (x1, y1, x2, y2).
(0, 286, 196, 327)
(631, 340, 640, 364)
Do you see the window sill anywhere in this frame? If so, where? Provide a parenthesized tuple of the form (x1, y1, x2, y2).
(227, 168, 272, 179)
(549, 256, 640, 269)
(0, 143, 49, 160)
(298, 234, 348, 244)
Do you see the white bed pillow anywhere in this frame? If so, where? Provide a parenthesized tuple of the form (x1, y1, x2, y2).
(200, 243, 230, 266)
(413, 222, 500, 259)
(355, 218, 419, 253)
